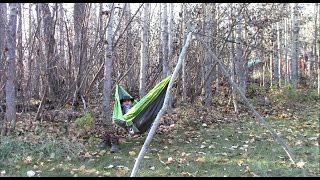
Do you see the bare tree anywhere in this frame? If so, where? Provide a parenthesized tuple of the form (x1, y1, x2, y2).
(0, 3, 7, 105)
(291, 3, 300, 91)
(139, 3, 150, 98)
(72, 3, 88, 109)
(161, 3, 169, 79)
(203, 3, 215, 106)
(102, 3, 115, 127)
(3, 3, 18, 135)
(124, 3, 135, 91)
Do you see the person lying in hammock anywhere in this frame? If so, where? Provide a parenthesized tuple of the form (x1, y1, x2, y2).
(120, 95, 134, 114)
(99, 95, 135, 153)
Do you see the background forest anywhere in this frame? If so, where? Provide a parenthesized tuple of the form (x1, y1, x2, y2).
(0, 3, 319, 177)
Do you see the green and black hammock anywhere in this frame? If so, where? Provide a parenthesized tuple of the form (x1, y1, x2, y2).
(112, 75, 171, 134)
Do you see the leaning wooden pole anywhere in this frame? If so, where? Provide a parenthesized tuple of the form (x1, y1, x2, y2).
(198, 37, 310, 176)
(130, 30, 194, 177)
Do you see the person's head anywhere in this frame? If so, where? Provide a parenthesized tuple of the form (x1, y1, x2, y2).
(120, 95, 134, 106)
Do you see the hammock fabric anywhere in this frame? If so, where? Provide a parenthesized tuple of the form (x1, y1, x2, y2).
(112, 75, 171, 134)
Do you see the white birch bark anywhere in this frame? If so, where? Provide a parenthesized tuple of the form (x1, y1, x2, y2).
(0, 3, 7, 103)
(291, 3, 299, 91)
(168, 3, 174, 72)
(59, 3, 65, 68)
(139, 3, 150, 98)
(3, 3, 18, 135)
(235, 9, 246, 94)
(102, 3, 114, 126)
(161, 3, 169, 78)
(125, 3, 134, 90)
(181, 4, 187, 101)
(204, 3, 213, 106)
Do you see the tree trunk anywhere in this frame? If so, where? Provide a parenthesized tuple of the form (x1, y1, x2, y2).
(228, 5, 238, 113)
(42, 3, 59, 102)
(291, 3, 299, 91)
(235, 9, 247, 95)
(102, 3, 114, 127)
(72, 3, 87, 109)
(284, 16, 289, 85)
(17, 4, 25, 111)
(59, 3, 65, 70)
(204, 3, 214, 106)
(181, 4, 187, 102)
(139, 3, 150, 98)
(125, 3, 134, 92)
(161, 3, 169, 79)
(3, 3, 18, 136)
(0, 4, 7, 105)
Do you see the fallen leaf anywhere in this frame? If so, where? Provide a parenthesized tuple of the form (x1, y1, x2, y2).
(296, 161, 306, 168)
(116, 166, 129, 177)
(129, 151, 136, 156)
(99, 150, 107, 155)
(84, 152, 91, 158)
(27, 170, 36, 177)
(238, 160, 245, 166)
(24, 156, 33, 164)
(105, 165, 114, 169)
(1, 170, 6, 175)
(181, 172, 193, 177)
(167, 157, 174, 164)
(79, 165, 86, 171)
(195, 156, 206, 163)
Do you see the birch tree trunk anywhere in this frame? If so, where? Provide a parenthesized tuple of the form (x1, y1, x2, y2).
(229, 5, 238, 112)
(204, 3, 214, 106)
(3, 3, 18, 136)
(317, 3, 320, 96)
(276, 21, 282, 87)
(181, 4, 187, 102)
(168, 3, 174, 73)
(125, 3, 134, 91)
(59, 3, 65, 69)
(16, 3, 24, 110)
(291, 3, 299, 91)
(0, 3, 7, 104)
(273, 23, 279, 86)
(235, 8, 246, 94)
(161, 3, 169, 79)
(139, 3, 150, 98)
(284, 16, 289, 85)
(34, 4, 41, 99)
(102, 3, 114, 127)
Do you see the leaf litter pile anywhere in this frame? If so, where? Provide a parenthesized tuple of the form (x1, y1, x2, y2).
(0, 96, 319, 177)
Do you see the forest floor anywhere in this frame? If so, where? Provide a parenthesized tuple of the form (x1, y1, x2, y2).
(0, 85, 319, 177)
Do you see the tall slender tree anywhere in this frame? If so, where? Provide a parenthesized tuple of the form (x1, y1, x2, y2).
(161, 3, 169, 79)
(139, 3, 150, 98)
(72, 3, 87, 109)
(291, 3, 300, 91)
(103, 3, 114, 127)
(0, 3, 7, 104)
(3, 3, 18, 135)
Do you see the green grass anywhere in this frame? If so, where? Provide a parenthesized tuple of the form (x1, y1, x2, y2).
(0, 102, 319, 177)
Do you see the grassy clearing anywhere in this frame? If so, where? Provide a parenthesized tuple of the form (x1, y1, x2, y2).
(0, 87, 319, 177)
